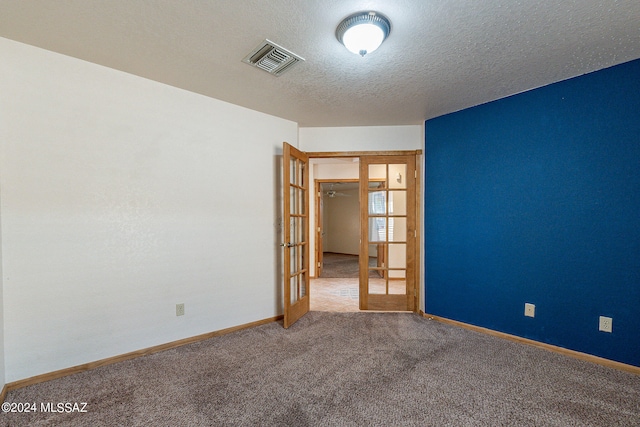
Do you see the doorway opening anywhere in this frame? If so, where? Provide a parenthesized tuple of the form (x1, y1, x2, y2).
(312, 178, 362, 312)
(318, 180, 360, 278)
(282, 145, 421, 327)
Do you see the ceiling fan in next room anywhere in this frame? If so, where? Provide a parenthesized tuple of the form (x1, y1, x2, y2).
(324, 183, 352, 198)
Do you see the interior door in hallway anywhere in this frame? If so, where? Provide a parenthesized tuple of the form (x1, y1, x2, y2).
(359, 155, 416, 311)
(316, 180, 324, 278)
(283, 142, 310, 328)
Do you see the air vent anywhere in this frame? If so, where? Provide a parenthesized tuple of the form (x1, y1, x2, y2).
(242, 40, 304, 76)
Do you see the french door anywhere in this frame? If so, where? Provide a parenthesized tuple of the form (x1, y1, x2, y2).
(282, 142, 310, 328)
(283, 147, 419, 325)
(359, 155, 416, 311)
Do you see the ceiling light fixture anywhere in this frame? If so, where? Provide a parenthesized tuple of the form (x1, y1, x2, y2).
(336, 11, 391, 57)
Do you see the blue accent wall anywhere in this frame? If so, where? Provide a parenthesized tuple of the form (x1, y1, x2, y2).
(425, 59, 640, 367)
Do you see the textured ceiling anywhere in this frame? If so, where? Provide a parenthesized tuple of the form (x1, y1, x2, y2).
(1, 0, 639, 127)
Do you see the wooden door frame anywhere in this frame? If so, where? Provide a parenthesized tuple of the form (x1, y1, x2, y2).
(308, 150, 423, 313)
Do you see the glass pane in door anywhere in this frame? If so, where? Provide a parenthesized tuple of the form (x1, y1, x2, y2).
(367, 243, 383, 278)
(290, 158, 297, 185)
(290, 276, 298, 304)
(297, 161, 305, 187)
(291, 217, 304, 243)
(299, 273, 307, 299)
(289, 246, 297, 275)
(369, 277, 386, 294)
(369, 164, 386, 180)
(369, 217, 386, 242)
(388, 217, 407, 242)
(368, 191, 386, 214)
(388, 270, 406, 295)
(388, 244, 406, 268)
(388, 191, 407, 215)
(388, 164, 407, 189)
(297, 189, 305, 214)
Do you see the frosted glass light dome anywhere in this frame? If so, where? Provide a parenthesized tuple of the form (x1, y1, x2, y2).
(336, 12, 391, 57)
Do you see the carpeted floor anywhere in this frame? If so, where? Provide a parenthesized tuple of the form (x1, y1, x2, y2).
(320, 252, 360, 278)
(321, 253, 378, 278)
(2, 312, 639, 426)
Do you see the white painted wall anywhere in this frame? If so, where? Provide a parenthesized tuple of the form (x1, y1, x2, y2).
(301, 125, 425, 311)
(299, 125, 423, 152)
(0, 38, 298, 382)
(323, 187, 359, 255)
(0, 194, 4, 390)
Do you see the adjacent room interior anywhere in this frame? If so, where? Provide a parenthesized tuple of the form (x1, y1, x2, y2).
(311, 177, 361, 312)
(310, 158, 362, 313)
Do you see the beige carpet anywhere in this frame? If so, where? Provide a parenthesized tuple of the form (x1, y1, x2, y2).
(320, 253, 360, 278)
(3, 312, 640, 426)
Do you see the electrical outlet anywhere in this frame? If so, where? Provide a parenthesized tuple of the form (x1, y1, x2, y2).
(176, 303, 185, 316)
(524, 303, 535, 318)
(599, 316, 612, 333)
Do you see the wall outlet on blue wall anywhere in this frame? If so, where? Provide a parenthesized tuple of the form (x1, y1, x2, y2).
(599, 316, 612, 333)
(524, 303, 535, 318)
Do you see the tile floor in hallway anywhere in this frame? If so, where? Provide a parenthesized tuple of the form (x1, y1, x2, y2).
(310, 278, 360, 312)
(309, 278, 407, 312)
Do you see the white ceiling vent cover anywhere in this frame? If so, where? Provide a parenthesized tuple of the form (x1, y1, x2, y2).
(242, 40, 304, 76)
